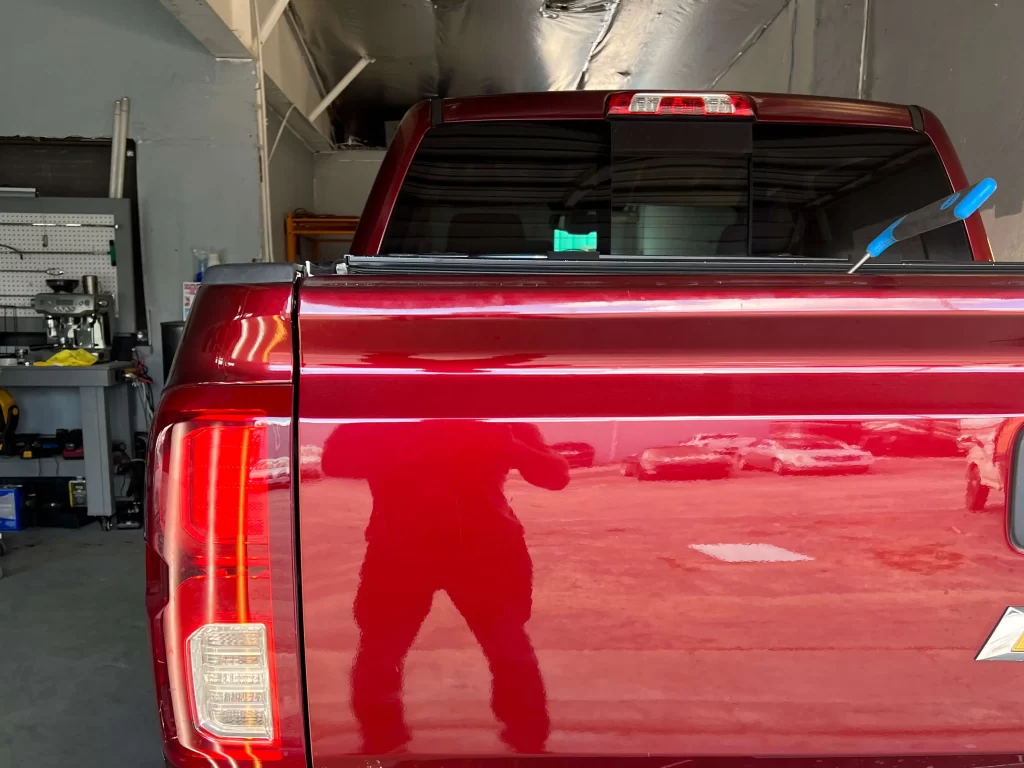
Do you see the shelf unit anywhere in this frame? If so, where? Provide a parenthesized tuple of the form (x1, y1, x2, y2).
(285, 212, 359, 263)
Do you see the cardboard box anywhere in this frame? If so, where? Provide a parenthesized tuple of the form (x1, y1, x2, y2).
(183, 281, 201, 319)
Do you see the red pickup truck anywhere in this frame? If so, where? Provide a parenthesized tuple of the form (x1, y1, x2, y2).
(147, 91, 1024, 768)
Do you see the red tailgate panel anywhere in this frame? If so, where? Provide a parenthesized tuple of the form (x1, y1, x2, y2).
(297, 276, 1024, 762)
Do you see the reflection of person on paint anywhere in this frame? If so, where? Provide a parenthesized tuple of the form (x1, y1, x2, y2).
(322, 420, 570, 754)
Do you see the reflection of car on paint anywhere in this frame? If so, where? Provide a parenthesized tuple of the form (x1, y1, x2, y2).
(551, 441, 596, 469)
(622, 445, 733, 481)
(299, 444, 324, 479)
(960, 419, 1006, 511)
(251, 447, 323, 488)
(769, 419, 962, 457)
(740, 437, 872, 475)
(250, 456, 290, 488)
(682, 433, 756, 461)
(860, 419, 962, 457)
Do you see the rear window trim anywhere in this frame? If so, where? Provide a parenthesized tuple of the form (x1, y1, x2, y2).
(345, 255, 1024, 277)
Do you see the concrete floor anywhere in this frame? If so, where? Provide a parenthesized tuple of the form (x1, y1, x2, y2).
(0, 524, 163, 767)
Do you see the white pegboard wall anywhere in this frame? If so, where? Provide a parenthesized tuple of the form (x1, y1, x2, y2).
(0, 212, 118, 317)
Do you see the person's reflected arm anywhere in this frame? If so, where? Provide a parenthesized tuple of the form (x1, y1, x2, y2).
(508, 424, 570, 491)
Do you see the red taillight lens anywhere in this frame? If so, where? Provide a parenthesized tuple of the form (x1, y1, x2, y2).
(147, 412, 305, 767)
(607, 91, 754, 117)
(183, 425, 269, 545)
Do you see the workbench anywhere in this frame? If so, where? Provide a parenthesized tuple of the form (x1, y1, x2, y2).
(0, 362, 132, 520)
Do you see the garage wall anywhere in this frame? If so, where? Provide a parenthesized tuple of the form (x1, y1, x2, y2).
(810, 0, 867, 99)
(716, 0, 1023, 261)
(716, 0, 815, 95)
(866, 0, 1024, 261)
(313, 150, 387, 216)
(0, 0, 263, 387)
(268, 110, 316, 262)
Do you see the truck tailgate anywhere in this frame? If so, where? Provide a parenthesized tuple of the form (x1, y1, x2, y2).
(296, 275, 1024, 760)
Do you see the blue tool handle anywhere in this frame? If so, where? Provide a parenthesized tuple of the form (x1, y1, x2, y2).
(865, 177, 997, 258)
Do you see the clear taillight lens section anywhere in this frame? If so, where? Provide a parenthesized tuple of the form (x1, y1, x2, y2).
(607, 91, 754, 116)
(189, 623, 273, 740)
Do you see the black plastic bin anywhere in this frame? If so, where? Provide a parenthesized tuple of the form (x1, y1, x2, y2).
(161, 321, 186, 382)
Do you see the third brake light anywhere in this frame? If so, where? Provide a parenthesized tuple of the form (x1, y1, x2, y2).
(606, 92, 754, 117)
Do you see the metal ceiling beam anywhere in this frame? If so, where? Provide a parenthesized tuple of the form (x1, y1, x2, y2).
(309, 57, 374, 123)
(259, 0, 291, 44)
(159, 0, 250, 57)
(160, 0, 333, 150)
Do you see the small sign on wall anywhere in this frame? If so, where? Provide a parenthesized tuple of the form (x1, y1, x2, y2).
(183, 281, 200, 320)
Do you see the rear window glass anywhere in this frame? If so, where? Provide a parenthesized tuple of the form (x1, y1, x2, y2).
(380, 120, 971, 262)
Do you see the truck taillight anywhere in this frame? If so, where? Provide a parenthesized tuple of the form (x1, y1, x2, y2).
(607, 91, 754, 117)
(147, 409, 305, 767)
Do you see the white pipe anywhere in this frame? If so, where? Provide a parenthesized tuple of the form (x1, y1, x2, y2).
(113, 99, 125, 197)
(250, 0, 275, 262)
(269, 104, 298, 161)
(259, 0, 291, 44)
(858, 0, 871, 99)
(115, 97, 131, 198)
(108, 99, 123, 198)
(308, 57, 373, 123)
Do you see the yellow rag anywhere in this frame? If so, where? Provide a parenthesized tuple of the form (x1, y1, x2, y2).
(33, 349, 98, 367)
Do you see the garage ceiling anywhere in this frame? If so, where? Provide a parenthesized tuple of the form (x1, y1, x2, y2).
(288, 0, 789, 140)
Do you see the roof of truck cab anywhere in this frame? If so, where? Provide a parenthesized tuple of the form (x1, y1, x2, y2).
(442, 91, 914, 129)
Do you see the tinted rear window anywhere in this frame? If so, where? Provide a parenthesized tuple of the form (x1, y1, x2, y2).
(380, 120, 971, 262)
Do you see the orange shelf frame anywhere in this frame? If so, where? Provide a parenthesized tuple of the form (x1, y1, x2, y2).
(285, 213, 360, 263)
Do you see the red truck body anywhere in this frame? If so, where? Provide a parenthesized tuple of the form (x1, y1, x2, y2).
(148, 92, 1024, 768)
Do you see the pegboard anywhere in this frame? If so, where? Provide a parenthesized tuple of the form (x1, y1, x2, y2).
(0, 212, 118, 318)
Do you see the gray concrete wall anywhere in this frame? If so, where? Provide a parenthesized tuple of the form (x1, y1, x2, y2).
(0, 0, 264, 386)
(313, 150, 386, 216)
(714, 0, 1023, 261)
(716, 0, 815, 95)
(811, 0, 867, 99)
(268, 110, 316, 262)
(867, 0, 1024, 261)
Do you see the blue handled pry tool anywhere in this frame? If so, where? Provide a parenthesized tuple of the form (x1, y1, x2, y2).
(848, 177, 997, 274)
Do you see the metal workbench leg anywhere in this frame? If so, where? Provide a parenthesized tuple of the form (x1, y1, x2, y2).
(109, 384, 132, 456)
(79, 385, 116, 520)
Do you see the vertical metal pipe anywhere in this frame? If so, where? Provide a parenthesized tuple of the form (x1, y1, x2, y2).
(250, 0, 275, 262)
(857, 0, 871, 99)
(108, 99, 123, 198)
(115, 98, 131, 198)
